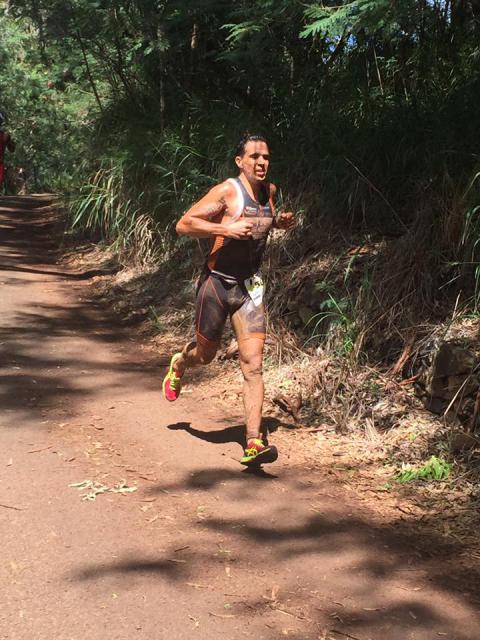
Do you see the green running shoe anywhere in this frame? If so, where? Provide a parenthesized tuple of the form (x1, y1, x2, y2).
(241, 438, 278, 466)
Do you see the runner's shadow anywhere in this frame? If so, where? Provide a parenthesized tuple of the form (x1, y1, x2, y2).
(241, 465, 277, 479)
(168, 421, 246, 446)
(166, 422, 279, 479)
(167, 417, 281, 448)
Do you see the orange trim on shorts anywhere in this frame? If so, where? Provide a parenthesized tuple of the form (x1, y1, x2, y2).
(196, 330, 220, 346)
(208, 276, 226, 310)
(207, 236, 225, 271)
(236, 332, 266, 343)
(196, 278, 209, 334)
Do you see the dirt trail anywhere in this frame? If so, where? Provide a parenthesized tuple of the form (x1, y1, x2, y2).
(1, 196, 479, 640)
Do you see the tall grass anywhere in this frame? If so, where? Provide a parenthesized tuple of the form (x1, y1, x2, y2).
(68, 73, 480, 364)
(68, 129, 220, 264)
(459, 172, 480, 311)
(70, 161, 158, 263)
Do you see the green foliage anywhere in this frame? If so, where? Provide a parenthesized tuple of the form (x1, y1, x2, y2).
(459, 172, 480, 309)
(395, 456, 452, 484)
(0, 10, 95, 189)
(222, 21, 262, 43)
(306, 288, 356, 356)
(2, 0, 480, 341)
(301, 0, 392, 40)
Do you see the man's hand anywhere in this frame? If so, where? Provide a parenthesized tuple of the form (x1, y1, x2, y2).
(226, 219, 254, 239)
(275, 211, 295, 231)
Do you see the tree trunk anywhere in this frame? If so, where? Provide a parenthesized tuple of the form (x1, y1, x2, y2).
(75, 30, 104, 114)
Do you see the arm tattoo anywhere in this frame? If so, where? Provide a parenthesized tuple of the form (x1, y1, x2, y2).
(203, 198, 225, 220)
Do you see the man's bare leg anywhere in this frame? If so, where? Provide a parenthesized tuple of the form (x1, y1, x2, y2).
(163, 338, 220, 402)
(236, 337, 265, 440)
(174, 340, 218, 377)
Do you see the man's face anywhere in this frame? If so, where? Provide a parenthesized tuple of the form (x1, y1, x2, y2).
(235, 140, 270, 183)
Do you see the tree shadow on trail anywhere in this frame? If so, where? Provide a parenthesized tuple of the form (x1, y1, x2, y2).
(150, 465, 278, 495)
(133, 447, 480, 639)
(0, 298, 164, 420)
(70, 485, 480, 640)
(0, 262, 120, 280)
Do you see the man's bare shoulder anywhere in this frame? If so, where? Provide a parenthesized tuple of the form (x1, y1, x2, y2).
(215, 179, 236, 200)
(198, 180, 235, 203)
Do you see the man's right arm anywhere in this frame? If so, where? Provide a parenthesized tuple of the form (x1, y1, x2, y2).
(176, 182, 253, 240)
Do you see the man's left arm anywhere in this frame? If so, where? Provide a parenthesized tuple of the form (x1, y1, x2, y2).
(270, 184, 295, 231)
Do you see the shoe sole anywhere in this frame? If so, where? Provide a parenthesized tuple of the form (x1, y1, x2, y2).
(240, 445, 278, 466)
(162, 352, 183, 401)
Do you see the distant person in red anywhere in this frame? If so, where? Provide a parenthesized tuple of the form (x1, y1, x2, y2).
(0, 112, 15, 192)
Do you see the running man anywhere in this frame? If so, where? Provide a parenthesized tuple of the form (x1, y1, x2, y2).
(0, 113, 15, 193)
(163, 133, 295, 466)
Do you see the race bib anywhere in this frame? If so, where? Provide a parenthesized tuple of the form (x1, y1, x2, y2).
(244, 274, 264, 307)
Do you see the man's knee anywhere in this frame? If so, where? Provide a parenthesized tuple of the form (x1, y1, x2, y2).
(240, 355, 263, 380)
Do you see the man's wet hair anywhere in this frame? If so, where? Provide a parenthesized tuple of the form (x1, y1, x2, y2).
(234, 133, 267, 157)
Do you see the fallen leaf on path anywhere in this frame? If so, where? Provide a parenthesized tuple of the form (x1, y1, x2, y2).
(69, 479, 137, 500)
(186, 582, 213, 590)
(188, 614, 200, 628)
(111, 480, 137, 494)
(147, 515, 159, 524)
(330, 612, 344, 623)
(0, 503, 25, 511)
(27, 445, 53, 454)
(271, 607, 294, 618)
(71, 480, 109, 501)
